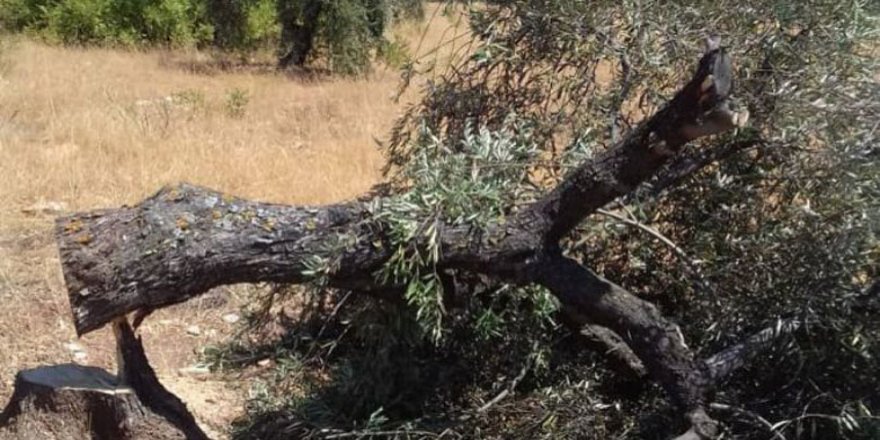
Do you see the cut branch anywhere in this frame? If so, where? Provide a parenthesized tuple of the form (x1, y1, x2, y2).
(56, 188, 388, 335)
(538, 256, 712, 411)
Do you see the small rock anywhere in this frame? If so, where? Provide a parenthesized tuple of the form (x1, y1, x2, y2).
(65, 342, 88, 363)
(178, 365, 210, 376)
(222, 313, 240, 324)
(257, 359, 272, 367)
(64, 342, 84, 352)
(186, 325, 201, 336)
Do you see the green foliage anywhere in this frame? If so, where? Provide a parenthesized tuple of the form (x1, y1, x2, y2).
(224, 87, 249, 118)
(243, 0, 278, 47)
(316, 0, 376, 75)
(205, 0, 247, 48)
(0, 0, 212, 46)
(0, 0, 47, 31)
(141, 0, 210, 45)
(0, 0, 424, 73)
(376, 34, 411, 69)
(370, 120, 545, 341)
(43, 0, 113, 44)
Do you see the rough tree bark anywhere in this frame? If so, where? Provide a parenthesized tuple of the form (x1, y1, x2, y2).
(54, 43, 754, 438)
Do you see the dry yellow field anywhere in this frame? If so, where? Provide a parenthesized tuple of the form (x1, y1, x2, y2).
(0, 6, 467, 437)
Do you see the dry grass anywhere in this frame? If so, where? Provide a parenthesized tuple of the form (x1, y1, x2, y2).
(0, 42, 390, 215)
(0, 4, 468, 437)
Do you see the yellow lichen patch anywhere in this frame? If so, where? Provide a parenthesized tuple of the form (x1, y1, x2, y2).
(260, 218, 276, 232)
(64, 218, 84, 234)
(176, 217, 190, 230)
(75, 233, 93, 245)
(241, 209, 256, 222)
(164, 187, 184, 202)
(211, 209, 222, 220)
(305, 219, 317, 230)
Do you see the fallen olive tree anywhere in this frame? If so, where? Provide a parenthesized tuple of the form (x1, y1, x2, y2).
(49, 40, 763, 439)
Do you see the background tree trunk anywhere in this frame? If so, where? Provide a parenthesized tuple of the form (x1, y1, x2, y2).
(277, 0, 323, 68)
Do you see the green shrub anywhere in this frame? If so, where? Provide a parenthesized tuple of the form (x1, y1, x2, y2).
(1, 0, 422, 74)
(224, 87, 249, 118)
(44, 0, 112, 44)
(244, 0, 279, 48)
(142, 0, 208, 46)
(0, 0, 53, 31)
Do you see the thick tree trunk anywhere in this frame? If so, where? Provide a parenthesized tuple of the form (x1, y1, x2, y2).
(54, 43, 752, 438)
(208, 0, 246, 49)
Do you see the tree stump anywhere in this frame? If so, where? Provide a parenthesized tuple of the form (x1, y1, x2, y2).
(0, 321, 209, 440)
(0, 365, 169, 439)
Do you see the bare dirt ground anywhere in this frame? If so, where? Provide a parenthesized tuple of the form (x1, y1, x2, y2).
(0, 7, 467, 437)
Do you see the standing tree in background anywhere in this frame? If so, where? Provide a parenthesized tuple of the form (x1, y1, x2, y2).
(0, 0, 423, 74)
(276, 0, 323, 67)
(207, 0, 248, 48)
(276, 0, 423, 73)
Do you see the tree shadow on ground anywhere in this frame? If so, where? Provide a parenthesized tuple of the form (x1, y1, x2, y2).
(210, 290, 679, 440)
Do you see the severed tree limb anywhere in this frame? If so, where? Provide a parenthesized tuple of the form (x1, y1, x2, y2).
(54, 40, 751, 439)
(537, 255, 718, 438)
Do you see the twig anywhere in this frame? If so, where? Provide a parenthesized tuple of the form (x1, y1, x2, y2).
(302, 290, 354, 361)
(322, 428, 443, 439)
(479, 343, 536, 413)
(769, 413, 880, 434)
(456, 343, 537, 422)
(709, 402, 787, 440)
(596, 208, 712, 292)
(704, 318, 805, 382)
